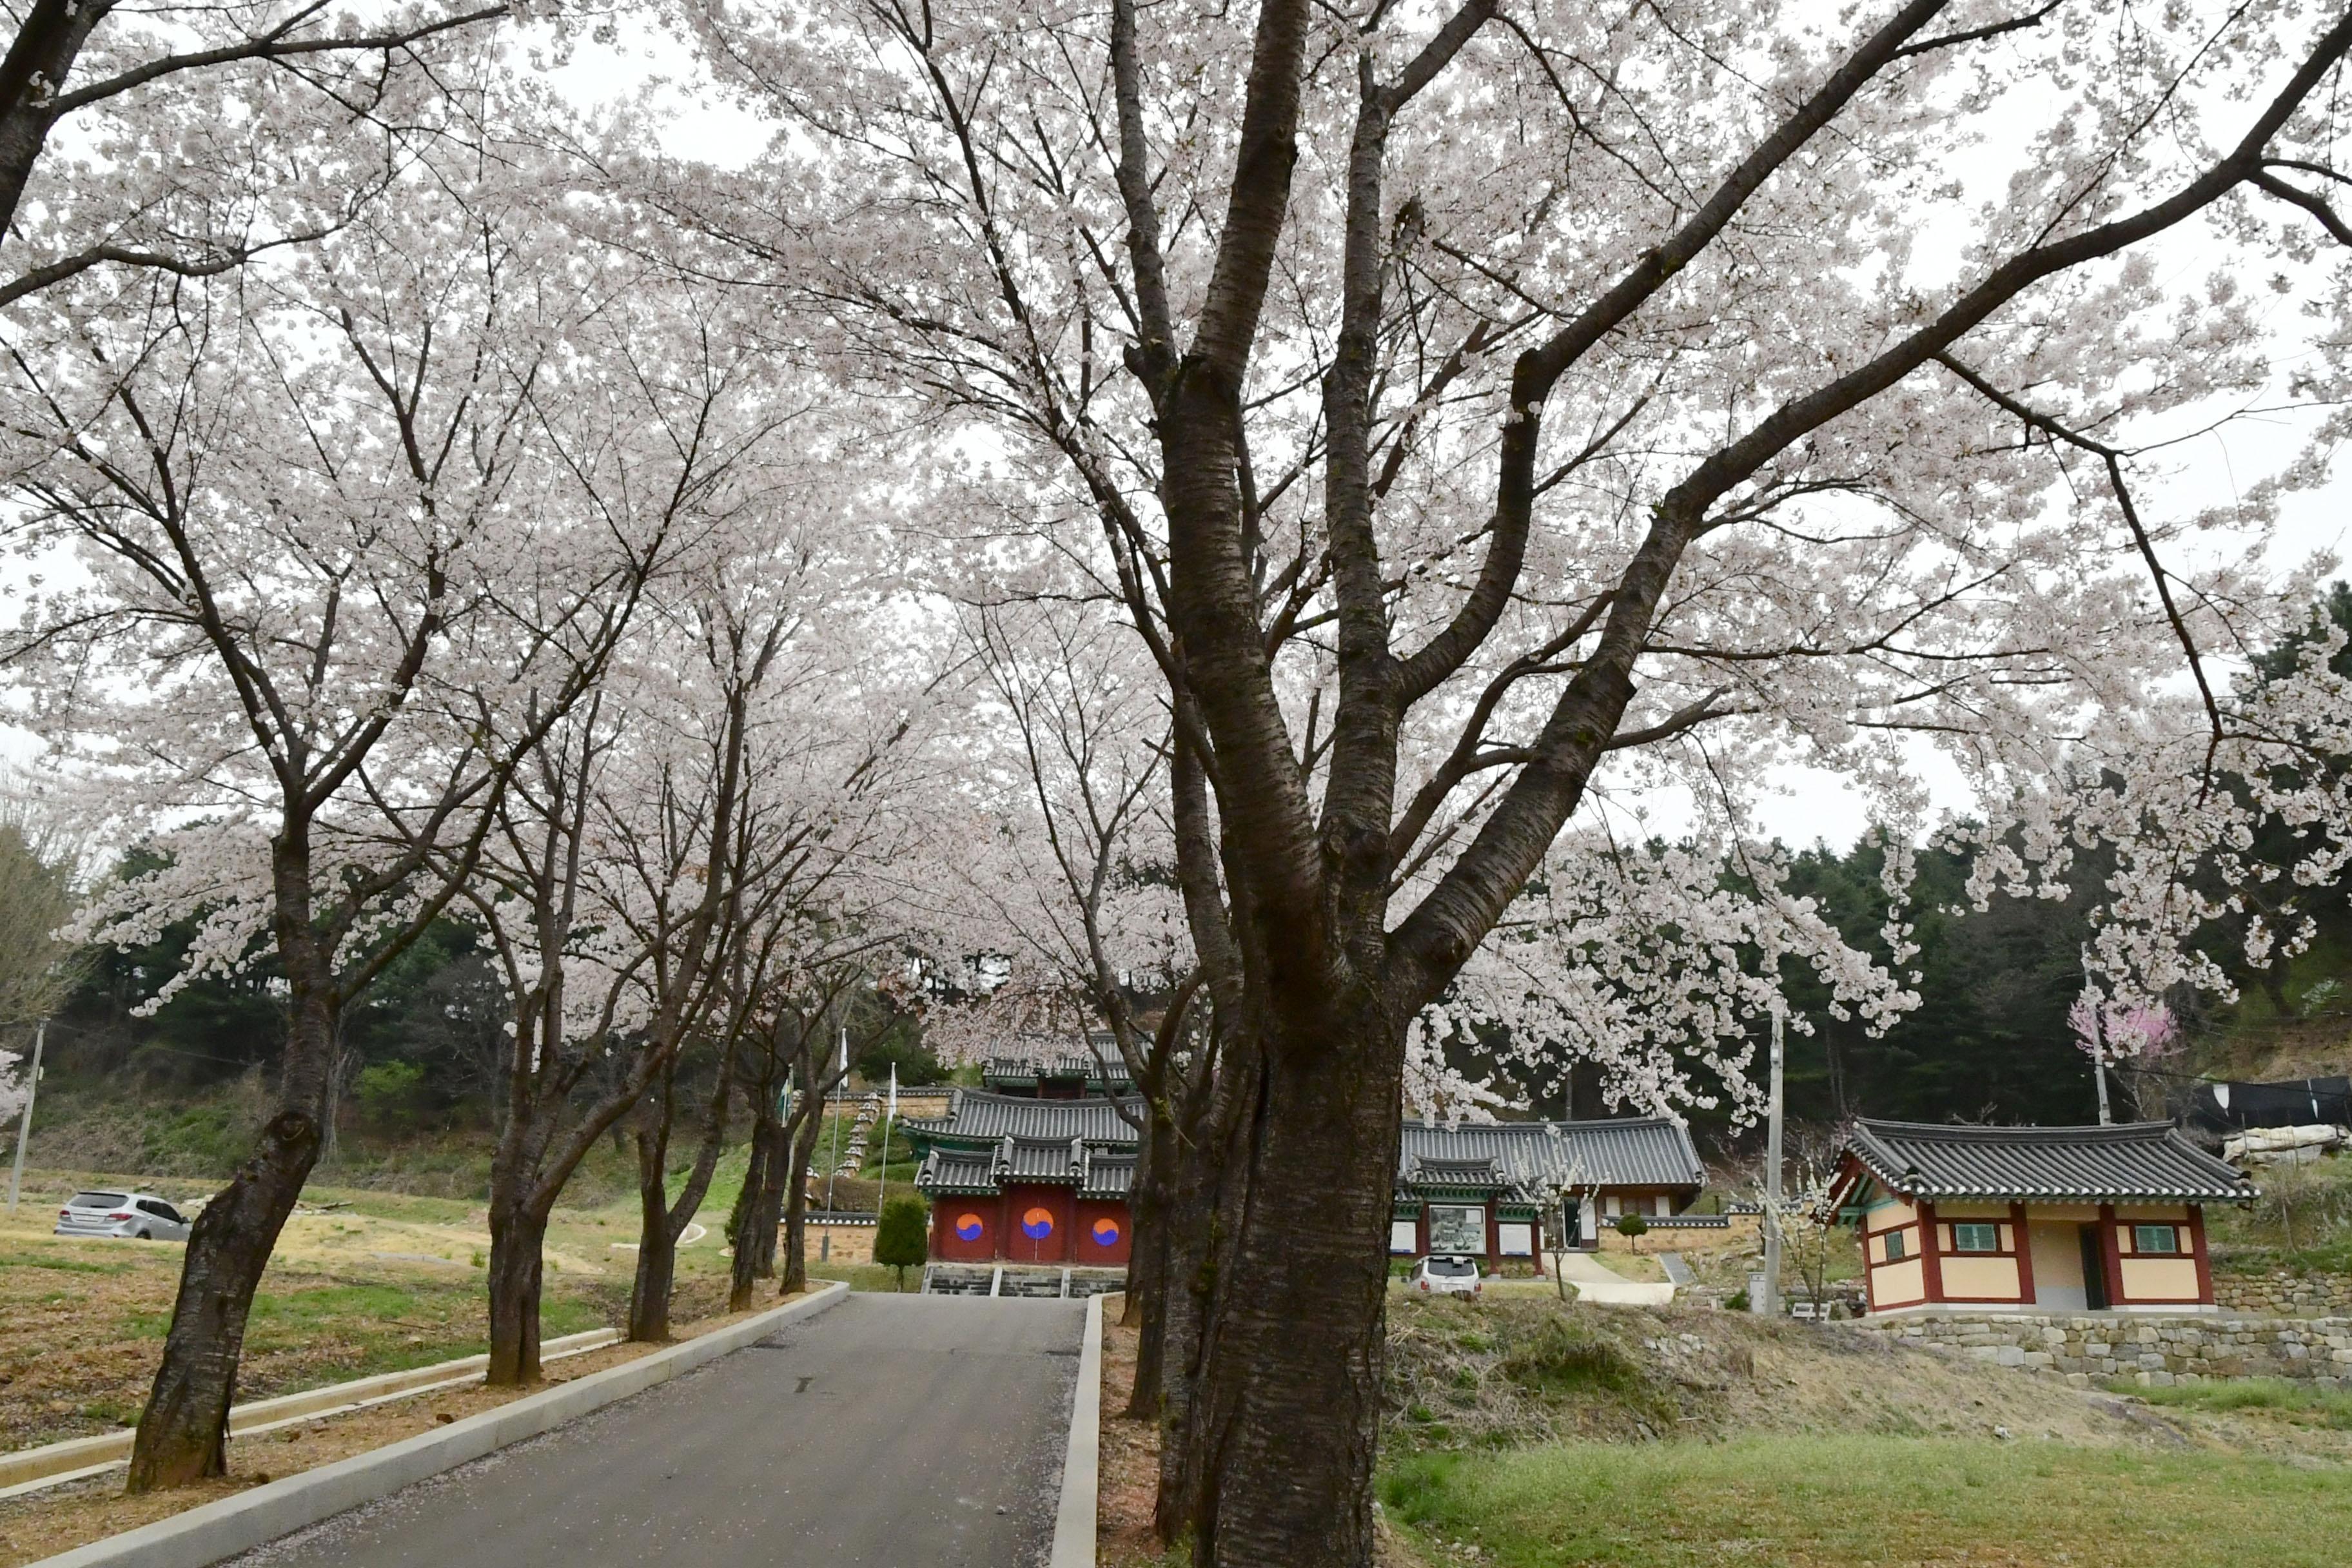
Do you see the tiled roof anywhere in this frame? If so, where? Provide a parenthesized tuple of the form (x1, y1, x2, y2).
(1397, 1117, 1707, 1197)
(914, 1133, 1140, 1199)
(917, 1148, 1001, 1196)
(1407, 1155, 1502, 1188)
(983, 1051, 1135, 1087)
(1843, 1119, 2257, 1204)
(1001, 1137, 1086, 1182)
(901, 1088, 1143, 1146)
(1080, 1153, 1136, 1199)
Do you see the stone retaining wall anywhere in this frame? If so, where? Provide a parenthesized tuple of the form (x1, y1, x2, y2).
(1852, 1310, 2352, 1388)
(2214, 1269, 2352, 1316)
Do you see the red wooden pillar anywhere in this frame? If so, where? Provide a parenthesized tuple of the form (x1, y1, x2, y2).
(1918, 1201, 1945, 1305)
(2188, 1206, 2213, 1304)
(2010, 1202, 2035, 1306)
(2097, 1202, 2127, 1307)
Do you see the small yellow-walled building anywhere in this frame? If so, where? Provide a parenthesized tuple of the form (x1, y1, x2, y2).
(1827, 1120, 2257, 1315)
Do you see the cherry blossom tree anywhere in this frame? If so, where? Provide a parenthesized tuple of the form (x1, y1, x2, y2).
(924, 593, 1206, 1413)
(635, 0, 2352, 1558)
(1441, 830, 1921, 1125)
(443, 368, 897, 1377)
(0, 1, 508, 311)
(0, 139, 681, 1482)
(0, 1046, 24, 1124)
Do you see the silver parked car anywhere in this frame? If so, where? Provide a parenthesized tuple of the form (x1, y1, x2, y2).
(1407, 1253, 1482, 1297)
(54, 1190, 192, 1241)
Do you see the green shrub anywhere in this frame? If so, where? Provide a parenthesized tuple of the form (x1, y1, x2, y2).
(1614, 1213, 1649, 1239)
(873, 1195, 928, 1290)
(355, 1061, 428, 1130)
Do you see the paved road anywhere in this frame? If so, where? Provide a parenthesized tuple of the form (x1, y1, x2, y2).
(233, 1295, 1084, 1568)
(1556, 1250, 1677, 1305)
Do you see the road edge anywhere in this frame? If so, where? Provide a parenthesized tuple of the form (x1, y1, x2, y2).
(0, 1329, 623, 1493)
(26, 1282, 848, 1568)
(1048, 1291, 1103, 1568)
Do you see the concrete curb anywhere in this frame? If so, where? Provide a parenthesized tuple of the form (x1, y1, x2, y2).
(0, 1330, 623, 1492)
(28, 1283, 848, 1568)
(1048, 1291, 1103, 1568)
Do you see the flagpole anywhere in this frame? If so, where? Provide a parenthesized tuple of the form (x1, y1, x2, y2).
(876, 1063, 897, 1215)
(823, 1023, 846, 1219)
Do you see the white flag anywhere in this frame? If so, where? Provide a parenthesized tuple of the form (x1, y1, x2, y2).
(888, 1062, 898, 1120)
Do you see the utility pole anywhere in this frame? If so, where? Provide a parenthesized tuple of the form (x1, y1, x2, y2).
(8, 1021, 46, 1212)
(1760, 1008, 1785, 1318)
(2094, 1055, 2113, 1126)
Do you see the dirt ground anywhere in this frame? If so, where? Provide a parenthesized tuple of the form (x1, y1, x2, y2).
(0, 1298, 792, 1568)
(1096, 1304, 1426, 1568)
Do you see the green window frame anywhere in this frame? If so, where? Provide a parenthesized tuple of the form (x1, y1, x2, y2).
(1952, 1222, 2001, 1254)
(1882, 1228, 1906, 1262)
(2133, 1224, 2180, 1255)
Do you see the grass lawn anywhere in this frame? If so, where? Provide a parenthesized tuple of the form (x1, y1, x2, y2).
(2126, 1375, 2352, 1429)
(1380, 1433, 2352, 1567)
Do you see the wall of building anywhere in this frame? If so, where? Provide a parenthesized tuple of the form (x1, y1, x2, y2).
(1852, 1311, 2352, 1388)
(1073, 1198, 1132, 1266)
(930, 1199, 999, 1262)
(1000, 1182, 1075, 1264)
(1862, 1196, 1925, 1310)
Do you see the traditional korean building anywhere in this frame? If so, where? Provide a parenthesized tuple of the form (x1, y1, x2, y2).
(1827, 1119, 2258, 1315)
(910, 1084, 1709, 1272)
(1390, 1117, 1709, 1270)
(906, 1089, 1141, 1267)
(979, 1052, 1132, 1099)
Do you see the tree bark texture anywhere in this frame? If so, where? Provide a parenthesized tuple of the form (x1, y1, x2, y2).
(1171, 1024, 1392, 1561)
(128, 848, 338, 1491)
(486, 1200, 550, 1385)
(628, 1063, 733, 1342)
(0, 0, 109, 234)
(124, 1103, 318, 1487)
(729, 1112, 789, 1310)
(778, 1106, 823, 1296)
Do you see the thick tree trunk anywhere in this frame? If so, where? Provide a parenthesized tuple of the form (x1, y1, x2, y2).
(629, 1108, 679, 1343)
(749, 1141, 785, 1279)
(486, 1200, 550, 1386)
(729, 1113, 787, 1310)
(1172, 1017, 1403, 1568)
(0, 0, 108, 237)
(1153, 1026, 1266, 1545)
(1122, 1104, 1179, 1417)
(128, 972, 334, 1491)
(126, 1108, 318, 1487)
(629, 1068, 732, 1341)
(779, 1110, 821, 1295)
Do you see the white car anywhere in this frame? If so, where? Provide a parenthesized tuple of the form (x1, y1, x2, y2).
(1407, 1254, 1482, 1297)
(54, 1190, 193, 1241)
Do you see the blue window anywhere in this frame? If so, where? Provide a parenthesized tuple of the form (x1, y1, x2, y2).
(2133, 1224, 2180, 1255)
